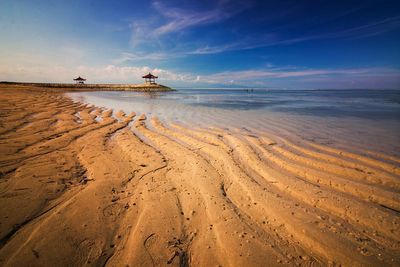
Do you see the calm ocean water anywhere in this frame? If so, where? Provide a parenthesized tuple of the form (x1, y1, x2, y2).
(68, 89, 400, 156)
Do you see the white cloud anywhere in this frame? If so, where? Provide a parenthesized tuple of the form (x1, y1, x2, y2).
(0, 64, 197, 84)
(1, 64, 399, 89)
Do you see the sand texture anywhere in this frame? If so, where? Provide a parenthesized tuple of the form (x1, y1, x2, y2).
(0, 88, 399, 266)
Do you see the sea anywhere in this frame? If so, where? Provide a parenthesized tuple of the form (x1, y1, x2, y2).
(68, 89, 400, 157)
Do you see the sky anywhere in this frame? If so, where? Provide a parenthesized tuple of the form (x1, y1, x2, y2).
(0, 0, 399, 89)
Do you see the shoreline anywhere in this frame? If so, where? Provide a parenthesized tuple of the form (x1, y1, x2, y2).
(0, 81, 175, 92)
(0, 86, 399, 266)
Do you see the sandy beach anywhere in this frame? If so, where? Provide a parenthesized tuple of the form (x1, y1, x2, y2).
(0, 86, 399, 266)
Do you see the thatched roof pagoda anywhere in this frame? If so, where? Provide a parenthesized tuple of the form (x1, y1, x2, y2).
(73, 76, 86, 84)
(142, 73, 158, 84)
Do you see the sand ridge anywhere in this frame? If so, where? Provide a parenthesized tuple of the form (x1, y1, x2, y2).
(0, 87, 399, 266)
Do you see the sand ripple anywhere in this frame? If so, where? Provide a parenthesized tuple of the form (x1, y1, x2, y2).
(0, 88, 399, 266)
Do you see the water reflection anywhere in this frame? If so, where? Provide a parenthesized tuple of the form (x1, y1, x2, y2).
(140, 92, 162, 99)
(67, 89, 400, 155)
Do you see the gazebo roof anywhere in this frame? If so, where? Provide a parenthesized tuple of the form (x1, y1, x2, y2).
(142, 73, 158, 79)
(73, 76, 86, 81)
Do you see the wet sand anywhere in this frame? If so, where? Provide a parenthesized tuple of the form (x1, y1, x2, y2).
(0, 87, 399, 266)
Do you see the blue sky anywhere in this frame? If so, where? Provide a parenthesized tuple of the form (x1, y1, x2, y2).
(0, 0, 399, 88)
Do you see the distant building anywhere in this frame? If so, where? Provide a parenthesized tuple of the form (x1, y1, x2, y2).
(73, 76, 86, 84)
(142, 72, 158, 85)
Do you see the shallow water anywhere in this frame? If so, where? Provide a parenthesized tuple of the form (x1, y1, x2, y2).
(68, 89, 400, 157)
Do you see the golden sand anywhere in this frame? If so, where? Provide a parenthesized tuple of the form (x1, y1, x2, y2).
(0, 86, 399, 266)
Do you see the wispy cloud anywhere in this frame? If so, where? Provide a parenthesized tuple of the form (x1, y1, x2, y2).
(113, 52, 172, 64)
(125, 3, 400, 62)
(151, 1, 243, 36)
(319, 15, 400, 39)
(195, 67, 400, 87)
(128, 20, 157, 48)
(1, 63, 399, 89)
(190, 16, 400, 55)
(127, 0, 251, 51)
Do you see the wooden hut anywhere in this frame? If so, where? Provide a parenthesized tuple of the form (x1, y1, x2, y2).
(142, 73, 158, 85)
(73, 76, 86, 84)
